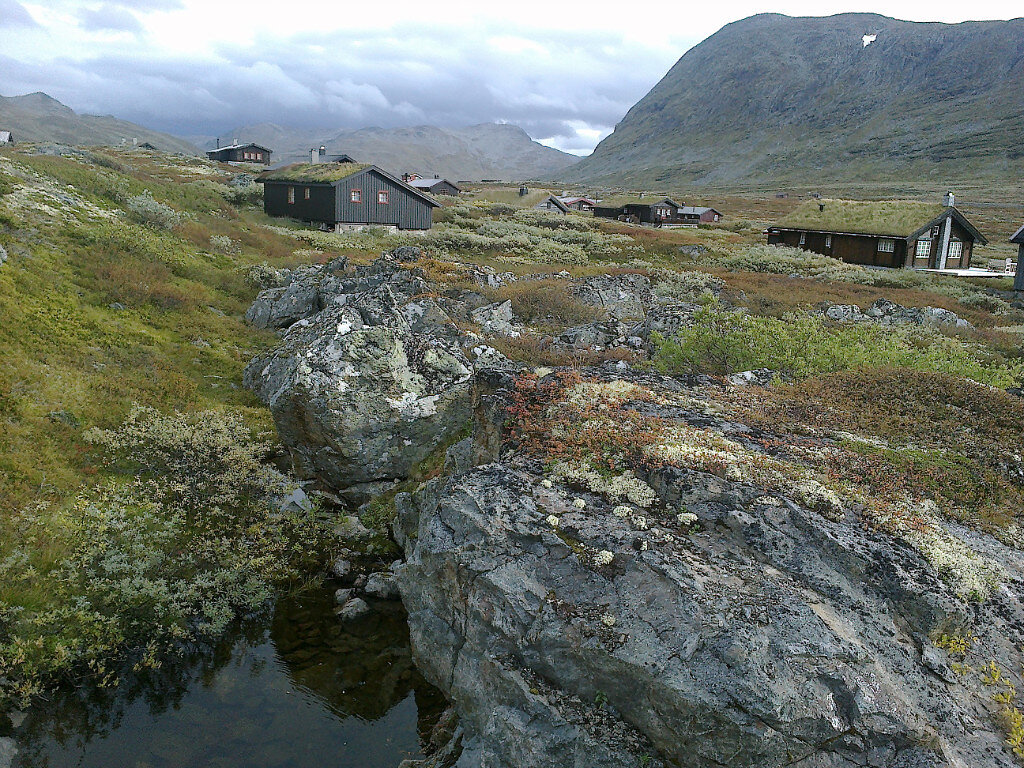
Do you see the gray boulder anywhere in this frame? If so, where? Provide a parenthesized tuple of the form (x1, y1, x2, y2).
(391, 245, 424, 262)
(822, 299, 973, 330)
(336, 597, 370, 621)
(824, 303, 867, 323)
(727, 368, 777, 387)
(470, 300, 517, 336)
(556, 319, 627, 348)
(244, 255, 474, 503)
(365, 571, 401, 600)
(0, 243, 7, 268)
(572, 273, 652, 320)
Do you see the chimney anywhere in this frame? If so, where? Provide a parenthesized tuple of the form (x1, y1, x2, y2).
(943, 190, 955, 207)
(434, 174, 439, 179)
(310, 148, 317, 164)
(232, 137, 238, 146)
(216, 137, 220, 148)
(819, 203, 825, 212)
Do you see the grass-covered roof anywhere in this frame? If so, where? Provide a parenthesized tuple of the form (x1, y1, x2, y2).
(775, 199, 946, 237)
(257, 163, 371, 183)
(599, 195, 682, 208)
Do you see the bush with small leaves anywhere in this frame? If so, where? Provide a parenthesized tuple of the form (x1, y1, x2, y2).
(126, 191, 180, 230)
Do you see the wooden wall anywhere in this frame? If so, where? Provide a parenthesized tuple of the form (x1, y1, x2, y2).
(263, 182, 337, 225)
(334, 170, 434, 230)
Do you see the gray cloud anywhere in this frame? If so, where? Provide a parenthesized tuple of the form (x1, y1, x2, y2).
(2, 19, 690, 152)
(0, 0, 37, 26)
(79, 4, 143, 32)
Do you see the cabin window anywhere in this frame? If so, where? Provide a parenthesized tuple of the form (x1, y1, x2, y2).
(948, 241, 963, 260)
(303, 188, 310, 200)
(350, 189, 361, 203)
(287, 186, 295, 204)
(378, 190, 389, 205)
(877, 239, 895, 253)
(255, 153, 262, 161)
(798, 233, 806, 246)
(916, 239, 931, 257)
(825, 235, 832, 248)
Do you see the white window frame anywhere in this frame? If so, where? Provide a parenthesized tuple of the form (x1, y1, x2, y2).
(350, 189, 362, 203)
(915, 239, 931, 257)
(287, 186, 295, 204)
(877, 238, 895, 253)
(799, 232, 806, 246)
(825, 234, 832, 248)
(377, 190, 389, 205)
(948, 241, 963, 260)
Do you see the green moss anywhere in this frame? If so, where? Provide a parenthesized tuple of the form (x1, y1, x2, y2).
(257, 162, 371, 183)
(775, 198, 946, 237)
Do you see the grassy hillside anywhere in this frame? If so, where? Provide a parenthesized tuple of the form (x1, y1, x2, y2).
(563, 13, 1024, 188)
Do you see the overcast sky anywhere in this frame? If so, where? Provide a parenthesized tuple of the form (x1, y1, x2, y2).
(1, 0, 1021, 154)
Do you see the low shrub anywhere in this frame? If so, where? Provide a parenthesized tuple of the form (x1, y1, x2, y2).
(0, 407, 339, 707)
(210, 234, 238, 254)
(489, 279, 604, 328)
(126, 191, 181, 230)
(651, 301, 1023, 386)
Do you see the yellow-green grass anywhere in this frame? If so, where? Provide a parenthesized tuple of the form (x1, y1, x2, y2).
(462, 185, 559, 208)
(0, 148, 308, 557)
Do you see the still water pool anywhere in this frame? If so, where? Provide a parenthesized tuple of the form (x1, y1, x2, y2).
(10, 588, 445, 768)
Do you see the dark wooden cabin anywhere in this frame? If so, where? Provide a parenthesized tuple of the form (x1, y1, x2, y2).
(206, 142, 272, 165)
(407, 178, 461, 196)
(1011, 224, 1024, 291)
(593, 196, 685, 225)
(257, 163, 439, 231)
(766, 195, 987, 270)
(678, 206, 722, 224)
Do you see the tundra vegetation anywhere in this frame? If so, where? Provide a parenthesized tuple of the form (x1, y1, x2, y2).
(2, 145, 1024, 760)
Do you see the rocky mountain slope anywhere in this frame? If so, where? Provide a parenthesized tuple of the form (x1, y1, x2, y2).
(563, 13, 1024, 187)
(242, 244, 1024, 767)
(204, 122, 578, 181)
(0, 92, 198, 154)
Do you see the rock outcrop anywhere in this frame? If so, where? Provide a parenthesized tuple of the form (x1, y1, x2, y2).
(821, 298, 973, 329)
(243, 251, 476, 503)
(391, 367, 1024, 768)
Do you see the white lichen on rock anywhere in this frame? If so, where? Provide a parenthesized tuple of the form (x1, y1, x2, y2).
(593, 550, 614, 567)
(551, 460, 657, 508)
(677, 512, 698, 526)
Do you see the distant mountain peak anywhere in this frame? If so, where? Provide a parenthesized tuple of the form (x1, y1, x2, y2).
(564, 13, 1024, 186)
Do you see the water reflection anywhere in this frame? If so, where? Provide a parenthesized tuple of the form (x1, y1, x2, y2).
(11, 586, 444, 768)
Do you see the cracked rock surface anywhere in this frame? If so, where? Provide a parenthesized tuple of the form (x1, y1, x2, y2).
(393, 369, 1024, 768)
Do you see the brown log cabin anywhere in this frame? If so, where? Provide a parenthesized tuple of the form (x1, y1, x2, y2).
(766, 193, 987, 270)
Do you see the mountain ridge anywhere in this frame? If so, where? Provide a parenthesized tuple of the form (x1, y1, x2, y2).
(202, 122, 578, 181)
(561, 13, 1024, 187)
(0, 92, 199, 154)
